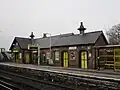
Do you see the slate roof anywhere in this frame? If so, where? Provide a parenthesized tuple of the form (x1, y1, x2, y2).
(15, 37, 31, 49)
(10, 37, 31, 50)
(35, 31, 103, 48)
(53, 31, 103, 46)
(35, 33, 74, 48)
(10, 31, 106, 50)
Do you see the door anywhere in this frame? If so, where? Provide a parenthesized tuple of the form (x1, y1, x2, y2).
(63, 52, 68, 67)
(81, 51, 87, 68)
(15, 53, 19, 63)
(25, 53, 30, 64)
(33, 53, 38, 64)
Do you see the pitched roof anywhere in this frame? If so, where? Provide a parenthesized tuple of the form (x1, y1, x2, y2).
(35, 31, 103, 48)
(53, 31, 103, 46)
(35, 33, 74, 48)
(10, 37, 31, 50)
(16, 37, 31, 49)
(10, 31, 105, 50)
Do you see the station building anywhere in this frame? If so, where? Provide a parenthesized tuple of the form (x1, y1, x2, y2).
(9, 22, 108, 69)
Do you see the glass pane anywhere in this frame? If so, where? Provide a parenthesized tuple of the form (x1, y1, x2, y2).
(55, 51, 59, 61)
(46, 52, 50, 59)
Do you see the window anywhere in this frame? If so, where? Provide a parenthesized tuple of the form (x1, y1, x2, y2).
(41, 52, 46, 63)
(55, 51, 59, 61)
(16, 42, 18, 46)
(19, 53, 22, 59)
(70, 51, 76, 60)
(46, 52, 50, 60)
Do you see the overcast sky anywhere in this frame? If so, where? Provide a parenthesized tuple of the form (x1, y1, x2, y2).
(0, 0, 120, 50)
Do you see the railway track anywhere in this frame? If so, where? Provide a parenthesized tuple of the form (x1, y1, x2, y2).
(0, 63, 120, 90)
(0, 77, 21, 90)
(0, 70, 74, 90)
(0, 83, 13, 90)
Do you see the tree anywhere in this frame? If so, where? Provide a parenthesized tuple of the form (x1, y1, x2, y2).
(106, 24, 120, 45)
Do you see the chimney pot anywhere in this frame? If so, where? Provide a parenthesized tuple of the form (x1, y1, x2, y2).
(43, 33, 47, 38)
(77, 22, 86, 34)
(30, 32, 35, 39)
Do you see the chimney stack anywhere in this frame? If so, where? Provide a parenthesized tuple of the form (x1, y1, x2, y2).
(29, 32, 35, 44)
(43, 33, 47, 38)
(30, 32, 35, 39)
(77, 22, 86, 35)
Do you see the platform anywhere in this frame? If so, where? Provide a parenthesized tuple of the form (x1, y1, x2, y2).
(0, 62, 120, 90)
(0, 62, 120, 81)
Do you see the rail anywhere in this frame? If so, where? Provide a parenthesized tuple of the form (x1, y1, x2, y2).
(0, 64, 120, 90)
(0, 77, 21, 90)
(0, 70, 74, 90)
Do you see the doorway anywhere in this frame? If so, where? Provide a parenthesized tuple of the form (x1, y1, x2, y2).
(61, 51, 69, 67)
(25, 53, 30, 64)
(80, 51, 88, 69)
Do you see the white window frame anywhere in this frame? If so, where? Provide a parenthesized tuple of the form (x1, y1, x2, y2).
(46, 52, 50, 60)
(55, 51, 59, 61)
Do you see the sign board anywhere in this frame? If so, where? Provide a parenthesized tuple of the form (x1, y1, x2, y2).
(29, 46, 38, 50)
(53, 48, 59, 51)
(32, 51, 37, 53)
(69, 46, 77, 50)
(13, 50, 19, 53)
(28, 44, 38, 50)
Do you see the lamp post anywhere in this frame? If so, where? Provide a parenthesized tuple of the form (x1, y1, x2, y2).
(45, 33, 52, 65)
(37, 44, 40, 65)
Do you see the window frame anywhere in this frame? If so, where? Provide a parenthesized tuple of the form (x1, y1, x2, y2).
(54, 50, 60, 61)
(70, 50, 76, 60)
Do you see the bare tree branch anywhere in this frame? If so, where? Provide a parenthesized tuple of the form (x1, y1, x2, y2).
(106, 24, 120, 45)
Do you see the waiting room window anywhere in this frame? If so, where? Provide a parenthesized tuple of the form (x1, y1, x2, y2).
(55, 51, 59, 61)
(46, 52, 50, 60)
(70, 51, 76, 60)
